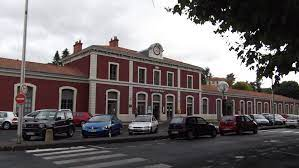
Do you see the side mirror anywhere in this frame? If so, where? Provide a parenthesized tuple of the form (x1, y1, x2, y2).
(56, 117, 62, 121)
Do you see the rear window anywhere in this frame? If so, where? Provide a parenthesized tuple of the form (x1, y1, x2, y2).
(170, 117, 185, 124)
(221, 116, 235, 122)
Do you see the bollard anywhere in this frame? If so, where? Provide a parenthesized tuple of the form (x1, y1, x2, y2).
(45, 129, 53, 144)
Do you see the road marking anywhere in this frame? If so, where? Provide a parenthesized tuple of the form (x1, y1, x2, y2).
(43, 150, 111, 160)
(276, 151, 299, 157)
(54, 153, 126, 165)
(69, 158, 147, 168)
(34, 148, 97, 156)
(26, 146, 86, 153)
(139, 163, 172, 168)
(88, 145, 117, 150)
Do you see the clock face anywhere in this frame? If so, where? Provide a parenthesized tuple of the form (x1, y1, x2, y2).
(153, 45, 161, 55)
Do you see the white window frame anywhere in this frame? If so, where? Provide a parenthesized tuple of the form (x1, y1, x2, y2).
(165, 94, 176, 117)
(186, 96, 194, 116)
(167, 71, 174, 87)
(247, 101, 253, 114)
(136, 92, 148, 114)
(201, 97, 209, 114)
(58, 86, 77, 112)
(232, 100, 235, 115)
(108, 62, 119, 81)
(153, 69, 161, 85)
(257, 102, 262, 114)
(13, 83, 37, 113)
(239, 100, 245, 114)
(278, 103, 283, 113)
(187, 75, 193, 89)
(216, 98, 222, 116)
(264, 102, 269, 113)
(105, 89, 120, 115)
(151, 93, 162, 117)
(137, 67, 147, 84)
(285, 104, 289, 114)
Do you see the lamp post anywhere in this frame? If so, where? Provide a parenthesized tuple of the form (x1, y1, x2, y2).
(271, 77, 275, 126)
(17, 0, 29, 144)
(217, 81, 229, 121)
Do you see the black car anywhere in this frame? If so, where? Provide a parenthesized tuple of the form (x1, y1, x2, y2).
(22, 109, 75, 140)
(168, 116, 217, 139)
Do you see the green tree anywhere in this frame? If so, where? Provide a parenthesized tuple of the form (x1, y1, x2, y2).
(52, 51, 62, 66)
(201, 67, 212, 85)
(225, 73, 235, 87)
(62, 48, 70, 58)
(249, 76, 262, 92)
(168, 1, 299, 82)
(232, 81, 254, 91)
(274, 81, 299, 99)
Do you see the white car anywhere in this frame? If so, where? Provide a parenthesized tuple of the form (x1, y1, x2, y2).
(284, 114, 299, 128)
(0, 111, 18, 130)
(128, 115, 158, 135)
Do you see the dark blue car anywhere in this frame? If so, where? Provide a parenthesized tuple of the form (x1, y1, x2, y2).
(81, 114, 122, 138)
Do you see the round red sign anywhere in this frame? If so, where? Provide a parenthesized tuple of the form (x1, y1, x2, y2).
(15, 93, 26, 104)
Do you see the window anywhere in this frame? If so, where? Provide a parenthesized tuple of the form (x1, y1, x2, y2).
(61, 89, 74, 111)
(240, 101, 245, 114)
(106, 90, 120, 116)
(264, 102, 269, 113)
(187, 75, 193, 89)
(153, 70, 161, 85)
(247, 101, 253, 114)
(216, 99, 222, 117)
(138, 67, 146, 84)
(136, 92, 147, 115)
(65, 111, 73, 120)
(166, 95, 175, 120)
(278, 103, 283, 113)
(202, 98, 208, 114)
(15, 84, 36, 115)
(290, 104, 294, 114)
(186, 96, 194, 116)
(232, 100, 235, 115)
(257, 102, 262, 114)
(56, 112, 65, 120)
(167, 72, 174, 87)
(197, 117, 207, 125)
(274, 103, 277, 114)
(296, 104, 299, 114)
(285, 104, 289, 114)
(109, 62, 119, 80)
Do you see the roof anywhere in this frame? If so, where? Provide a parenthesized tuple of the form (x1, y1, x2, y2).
(209, 77, 226, 81)
(0, 57, 87, 77)
(202, 85, 298, 102)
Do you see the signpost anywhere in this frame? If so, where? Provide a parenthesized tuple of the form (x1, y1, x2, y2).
(15, 93, 26, 105)
(217, 81, 229, 121)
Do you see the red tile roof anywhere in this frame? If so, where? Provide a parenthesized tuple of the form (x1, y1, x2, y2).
(0, 57, 87, 77)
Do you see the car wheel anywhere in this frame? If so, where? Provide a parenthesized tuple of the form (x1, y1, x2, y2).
(169, 134, 176, 139)
(186, 130, 195, 140)
(2, 122, 11, 130)
(82, 134, 88, 138)
(67, 127, 74, 137)
(211, 129, 217, 138)
(220, 131, 225, 136)
(108, 129, 112, 138)
(155, 127, 158, 133)
(22, 134, 31, 141)
(236, 129, 242, 135)
(253, 128, 258, 134)
(117, 129, 121, 135)
(129, 132, 133, 136)
(80, 121, 86, 127)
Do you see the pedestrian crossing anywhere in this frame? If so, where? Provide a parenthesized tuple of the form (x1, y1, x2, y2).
(260, 129, 299, 134)
(25, 146, 172, 168)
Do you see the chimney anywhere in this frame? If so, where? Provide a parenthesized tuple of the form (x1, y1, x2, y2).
(109, 36, 119, 47)
(73, 40, 83, 54)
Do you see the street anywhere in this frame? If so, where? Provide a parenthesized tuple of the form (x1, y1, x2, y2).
(1, 128, 299, 168)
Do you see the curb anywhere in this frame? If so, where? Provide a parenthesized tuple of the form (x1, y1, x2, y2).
(0, 135, 169, 152)
(259, 125, 286, 130)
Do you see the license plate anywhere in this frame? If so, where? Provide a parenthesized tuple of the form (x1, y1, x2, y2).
(172, 131, 179, 134)
(90, 129, 97, 132)
(26, 132, 35, 135)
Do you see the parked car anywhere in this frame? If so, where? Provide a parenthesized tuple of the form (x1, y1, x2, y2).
(81, 114, 122, 138)
(262, 113, 284, 125)
(219, 115, 258, 135)
(73, 112, 92, 126)
(23, 109, 57, 122)
(275, 114, 287, 124)
(128, 115, 158, 135)
(249, 114, 270, 126)
(283, 114, 299, 128)
(22, 109, 75, 140)
(168, 116, 217, 139)
(0, 111, 18, 130)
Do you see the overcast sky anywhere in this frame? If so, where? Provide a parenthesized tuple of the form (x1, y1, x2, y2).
(0, 0, 298, 87)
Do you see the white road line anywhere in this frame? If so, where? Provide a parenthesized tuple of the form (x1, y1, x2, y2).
(43, 150, 111, 160)
(54, 153, 126, 165)
(26, 146, 86, 153)
(69, 158, 147, 168)
(139, 163, 172, 168)
(34, 148, 97, 156)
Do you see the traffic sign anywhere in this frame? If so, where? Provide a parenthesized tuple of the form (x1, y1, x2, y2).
(15, 93, 26, 105)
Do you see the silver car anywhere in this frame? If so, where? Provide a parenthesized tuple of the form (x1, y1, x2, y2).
(285, 114, 299, 128)
(0, 111, 18, 130)
(128, 115, 159, 135)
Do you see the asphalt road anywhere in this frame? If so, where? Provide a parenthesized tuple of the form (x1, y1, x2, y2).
(1, 128, 299, 168)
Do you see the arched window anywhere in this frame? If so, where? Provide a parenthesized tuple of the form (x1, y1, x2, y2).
(240, 100, 245, 114)
(136, 92, 147, 115)
(59, 86, 77, 112)
(285, 104, 289, 114)
(202, 97, 209, 114)
(106, 90, 120, 116)
(152, 93, 162, 120)
(257, 102, 262, 114)
(290, 104, 294, 114)
(186, 96, 194, 116)
(278, 103, 283, 114)
(247, 101, 253, 114)
(14, 83, 36, 115)
(264, 102, 269, 113)
(166, 94, 175, 119)
(216, 98, 222, 118)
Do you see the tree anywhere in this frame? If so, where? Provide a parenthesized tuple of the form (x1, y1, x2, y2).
(232, 81, 254, 91)
(225, 73, 235, 87)
(201, 67, 212, 85)
(168, 1, 299, 83)
(249, 76, 262, 92)
(52, 51, 62, 66)
(274, 81, 299, 99)
(62, 48, 70, 58)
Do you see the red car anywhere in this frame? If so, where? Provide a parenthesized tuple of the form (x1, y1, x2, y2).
(219, 115, 258, 135)
(73, 112, 92, 126)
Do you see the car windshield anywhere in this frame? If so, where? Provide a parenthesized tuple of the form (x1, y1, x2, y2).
(134, 116, 151, 122)
(253, 114, 266, 119)
(170, 117, 184, 124)
(275, 114, 284, 119)
(221, 116, 235, 122)
(35, 111, 56, 120)
(88, 115, 111, 122)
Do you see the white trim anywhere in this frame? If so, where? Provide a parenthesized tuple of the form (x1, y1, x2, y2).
(165, 94, 176, 118)
(89, 53, 97, 79)
(239, 100, 245, 114)
(151, 93, 162, 119)
(186, 95, 194, 116)
(246, 101, 253, 114)
(13, 83, 37, 113)
(257, 101, 262, 114)
(108, 62, 119, 81)
(264, 102, 269, 113)
(201, 97, 209, 114)
(153, 69, 161, 85)
(59, 86, 77, 112)
(285, 104, 290, 114)
(105, 89, 120, 116)
(166, 71, 174, 87)
(136, 92, 148, 114)
(232, 100, 235, 115)
(187, 75, 193, 89)
(137, 67, 147, 84)
(216, 98, 222, 117)
(278, 103, 283, 113)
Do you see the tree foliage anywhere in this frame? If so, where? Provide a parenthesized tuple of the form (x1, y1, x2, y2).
(274, 81, 299, 99)
(52, 51, 62, 66)
(232, 81, 254, 91)
(168, 0, 299, 83)
(62, 48, 70, 58)
(225, 73, 235, 87)
(201, 67, 212, 84)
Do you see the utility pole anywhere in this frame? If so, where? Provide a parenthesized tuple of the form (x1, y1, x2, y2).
(17, 0, 29, 144)
(271, 77, 275, 126)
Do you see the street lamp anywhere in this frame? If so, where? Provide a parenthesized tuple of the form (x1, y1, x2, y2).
(217, 81, 229, 121)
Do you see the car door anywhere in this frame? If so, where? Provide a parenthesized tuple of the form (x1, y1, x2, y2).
(0, 112, 4, 125)
(237, 116, 246, 132)
(196, 117, 209, 135)
(152, 116, 158, 129)
(110, 115, 120, 134)
(55, 112, 66, 134)
(245, 116, 254, 131)
(186, 117, 198, 135)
